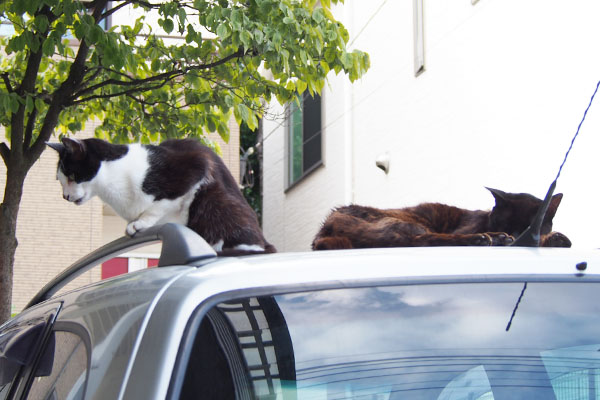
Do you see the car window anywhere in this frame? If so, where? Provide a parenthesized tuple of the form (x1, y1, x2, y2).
(0, 353, 20, 400)
(26, 331, 88, 400)
(179, 282, 600, 400)
(0, 303, 60, 400)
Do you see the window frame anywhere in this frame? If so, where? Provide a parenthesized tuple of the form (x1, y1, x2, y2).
(285, 92, 324, 191)
(413, 0, 425, 76)
(0, 302, 61, 400)
(18, 322, 92, 400)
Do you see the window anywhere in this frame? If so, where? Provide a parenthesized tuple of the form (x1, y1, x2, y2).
(181, 281, 600, 399)
(413, 0, 425, 76)
(0, 303, 60, 400)
(287, 93, 322, 188)
(27, 331, 89, 400)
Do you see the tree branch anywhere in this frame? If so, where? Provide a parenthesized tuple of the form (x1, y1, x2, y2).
(23, 106, 38, 151)
(0, 143, 9, 167)
(72, 47, 246, 102)
(72, 79, 177, 105)
(100, 0, 135, 21)
(1, 73, 13, 93)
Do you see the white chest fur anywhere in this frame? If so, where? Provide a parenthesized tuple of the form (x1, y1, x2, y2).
(92, 144, 154, 221)
(90, 144, 203, 235)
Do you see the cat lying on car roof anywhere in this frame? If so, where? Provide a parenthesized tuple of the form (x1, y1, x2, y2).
(313, 187, 571, 250)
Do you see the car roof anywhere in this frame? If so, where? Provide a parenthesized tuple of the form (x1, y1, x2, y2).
(121, 245, 600, 399)
(31, 224, 600, 311)
(22, 224, 600, 400)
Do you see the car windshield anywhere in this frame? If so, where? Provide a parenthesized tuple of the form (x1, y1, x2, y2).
(191, 281, 600, 400)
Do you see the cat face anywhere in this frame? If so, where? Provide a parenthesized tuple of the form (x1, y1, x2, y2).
(47, 138, 100, 205)
(487, 187, 563, 237)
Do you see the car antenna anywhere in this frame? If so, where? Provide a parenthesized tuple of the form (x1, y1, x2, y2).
(506, 80, 600, 332)
(511, 80, 600, 247)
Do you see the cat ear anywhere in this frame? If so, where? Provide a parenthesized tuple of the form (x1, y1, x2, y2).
(46, 142, 65, 155)
(486, 187, 508, 204)
(61, 137, 86, 160)
(546, 193, 563, 219)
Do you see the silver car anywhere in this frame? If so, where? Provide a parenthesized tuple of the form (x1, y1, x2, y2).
(1, 223, 600, 400)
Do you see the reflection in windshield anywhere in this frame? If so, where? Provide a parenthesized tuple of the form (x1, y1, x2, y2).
(215, 283, 600, 399)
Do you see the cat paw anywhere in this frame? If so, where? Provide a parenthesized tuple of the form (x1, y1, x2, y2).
(469, 234, 493, 246)
(126, 220, 151, 236)
(488, 232, 515, 246)
(312, 236, 354, 250)
(541, 231, 572, 248)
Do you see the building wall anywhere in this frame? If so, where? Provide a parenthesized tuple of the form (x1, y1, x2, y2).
(263, 0, 600, 251)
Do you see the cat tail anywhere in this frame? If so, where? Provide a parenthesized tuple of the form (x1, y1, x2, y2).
(264, 243, 277, 253)
(217, 243, 277, 257)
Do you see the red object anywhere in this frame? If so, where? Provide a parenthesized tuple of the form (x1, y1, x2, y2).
(147, 259, 159, 268)
(101, 258, 128, 279)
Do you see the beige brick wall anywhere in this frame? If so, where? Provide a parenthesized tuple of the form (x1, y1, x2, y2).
(1, 120, 240, 314)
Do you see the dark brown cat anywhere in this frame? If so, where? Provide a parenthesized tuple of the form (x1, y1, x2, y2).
(312, 188, 571, 250)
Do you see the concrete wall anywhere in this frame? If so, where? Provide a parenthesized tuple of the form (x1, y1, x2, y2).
(263, 0, 600, 251)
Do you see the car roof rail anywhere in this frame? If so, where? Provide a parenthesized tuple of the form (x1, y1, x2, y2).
(25, 223, 216, 309)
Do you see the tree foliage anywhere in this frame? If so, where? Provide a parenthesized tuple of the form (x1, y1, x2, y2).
(0, 0, 369, 150)
(0, 0, 369, 323)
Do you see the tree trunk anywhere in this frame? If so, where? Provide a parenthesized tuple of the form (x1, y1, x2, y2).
(0, 162, 26, 324)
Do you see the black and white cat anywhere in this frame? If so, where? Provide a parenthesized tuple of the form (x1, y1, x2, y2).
(48, 137, 276, 254)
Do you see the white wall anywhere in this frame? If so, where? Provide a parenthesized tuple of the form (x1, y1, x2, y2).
(264, 0, 600, 251)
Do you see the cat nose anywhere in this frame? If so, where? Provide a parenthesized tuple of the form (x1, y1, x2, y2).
(63, 194, 69, 201)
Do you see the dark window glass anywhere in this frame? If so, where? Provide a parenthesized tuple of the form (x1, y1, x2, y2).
(0, 304, 59, 400)
(27, 331, 88, 400)
(288, 93, 322, 186)
(188, 282, 600, 399)
(0, 367, 16, 400)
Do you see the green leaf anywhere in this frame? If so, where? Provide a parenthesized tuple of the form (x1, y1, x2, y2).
(68, 121, 82, 132)
(240, 31, 252, 50)
(163, 18, 174, 34)
(253, 28, 264, 43)
(151, 58, 161, 71)
(296, 80, 307, 94)
(41, 37, 55, 56)
(34, 14, 49, 32)
(88, 25, 103, 44)
(8, 94, 20, 113)
(207, 115, 216, 132)
(216, 23, 229, 39)
(231, 9, 242, 30)
(25, 96, 34, 113)
(217, 120, 229, 142)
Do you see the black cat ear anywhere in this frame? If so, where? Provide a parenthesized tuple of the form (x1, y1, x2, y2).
(486, 187, 508, 204)
(546, 193, 563, 218)
(46, 142, 65, 155)
(61, 137, 86, 160)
